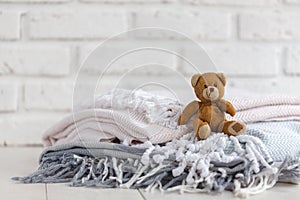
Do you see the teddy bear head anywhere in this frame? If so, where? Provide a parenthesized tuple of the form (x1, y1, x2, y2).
(191, 72, 226, 102)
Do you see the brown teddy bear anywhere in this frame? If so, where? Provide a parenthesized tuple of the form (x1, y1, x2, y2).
(178, 72, 246, 140)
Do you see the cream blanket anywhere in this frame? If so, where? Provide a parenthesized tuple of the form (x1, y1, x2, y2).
(43, 89, 189, 146)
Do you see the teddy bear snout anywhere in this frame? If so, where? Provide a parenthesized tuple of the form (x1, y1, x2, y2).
(203, 86, 219, 101)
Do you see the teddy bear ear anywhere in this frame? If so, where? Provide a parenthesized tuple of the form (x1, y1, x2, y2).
(217, 73, 227, 86)
(191, 74, 202, 87)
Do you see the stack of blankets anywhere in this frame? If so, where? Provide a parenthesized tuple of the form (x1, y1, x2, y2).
(14, 89, 300, 198)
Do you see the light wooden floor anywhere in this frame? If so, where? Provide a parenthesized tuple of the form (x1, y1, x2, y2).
(1, 147, 299, 200)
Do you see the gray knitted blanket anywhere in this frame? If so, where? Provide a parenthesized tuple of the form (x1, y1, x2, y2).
(14, 121, 300, 198)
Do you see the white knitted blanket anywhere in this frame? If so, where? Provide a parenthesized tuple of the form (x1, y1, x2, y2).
(43, 89, 189, 146)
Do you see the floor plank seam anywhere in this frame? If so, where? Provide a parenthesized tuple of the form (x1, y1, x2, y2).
(137, 189, 147, 200)
(45, 184, 48, 200)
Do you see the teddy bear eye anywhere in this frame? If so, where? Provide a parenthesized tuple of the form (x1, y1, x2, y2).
(214, 83, 217, 87)
(204, 85, 208, 88)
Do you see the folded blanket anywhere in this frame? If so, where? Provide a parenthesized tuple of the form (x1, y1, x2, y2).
(227, 94, 300, 123)
(43, 89, 189, 147)
(228, 94, 300, 111)
(14, 121, 300, 198)
(43, 89, 300, 146)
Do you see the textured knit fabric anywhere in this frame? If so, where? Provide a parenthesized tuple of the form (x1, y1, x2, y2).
(43, 89, 189, 147)
(14, 121, 300, 197)
(43, 89, 300, 146)
(228, 94, 300, 111)
(227, 94, 300, 123)
(232, 121, 300, 162)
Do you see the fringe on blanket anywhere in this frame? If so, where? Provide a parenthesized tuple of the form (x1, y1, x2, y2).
(13, 133, 300, 198)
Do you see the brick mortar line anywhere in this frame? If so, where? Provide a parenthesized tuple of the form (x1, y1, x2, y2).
(3, 40, 300, 45)
(0, 4, 300, 11)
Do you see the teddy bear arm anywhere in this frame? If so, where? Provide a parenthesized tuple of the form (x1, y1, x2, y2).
(225, 101, 236, 116)
(216, 99, 236, 116)
(178, 100, 200, 125)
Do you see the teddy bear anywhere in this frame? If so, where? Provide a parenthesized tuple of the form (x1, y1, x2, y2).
(178, 72, 246, 140)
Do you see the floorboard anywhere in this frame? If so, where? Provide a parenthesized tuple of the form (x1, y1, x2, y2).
(1, 147, 299, 200)
(0, 147, 46, 200)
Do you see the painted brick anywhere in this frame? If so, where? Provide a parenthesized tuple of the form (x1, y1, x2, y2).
(285, 46, 300, 75)
(0, 113, 67, 145)
(79, 44, 177, 75)
(228, 77, 300, 94)
(80, 0, 175, 3)
(239, 12, 300, 40)
(186, 0, 279, 6)
(0, 45, 70, 76)
(1, 0, 300, 146)
(0, 0, 70, 2)
(72, 73, 192, 106)
(270, 77, 300, 94)
(0, 82, 18, 112)
(134, 11, 231, 40)
(24, 80, 73, 111)
(180, 45, 280, 76)
(284, 0, 300, 5)
(0, 11, 20, 40)
(29, 11, 127, 39)
(227, 78, 275, 94)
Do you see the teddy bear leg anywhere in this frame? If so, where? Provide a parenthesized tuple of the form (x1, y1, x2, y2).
(222, 120, 246, 136)
(193, 118, 211, 140)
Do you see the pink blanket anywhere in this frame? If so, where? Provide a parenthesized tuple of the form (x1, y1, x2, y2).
(227, 95, 300, 123)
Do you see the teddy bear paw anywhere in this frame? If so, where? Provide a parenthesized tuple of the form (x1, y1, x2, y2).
(228, 122, 246, 136)
(196, 124, 211, 140)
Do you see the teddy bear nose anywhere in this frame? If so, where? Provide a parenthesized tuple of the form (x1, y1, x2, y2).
(210, 88, 214, 92)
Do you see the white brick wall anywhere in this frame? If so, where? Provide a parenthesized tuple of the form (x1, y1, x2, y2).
(239, 12, 300, 40)
(24, 80, 73, 111)
(0, 45, 70, 76)
(0, 113, 67, 145)
(79, 44, 177, 75)
(284, 0, 300, 5)
(285, 46, 300, 75)
(0, 11, 20, 40)
(206, 45, 281, 76)
(0, 81, 18, 112)
(29, 11, 128, 39)
(0, 0, 70, 2)
(0, 0, 300, 145)
(187, 0, 280, 6)
(134, 11, 231, 40)
(180, 45, 281, 76)
(80, 0, 175, 2)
